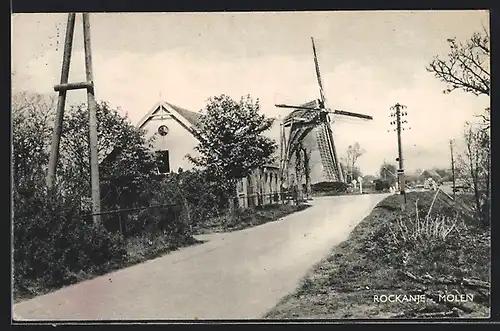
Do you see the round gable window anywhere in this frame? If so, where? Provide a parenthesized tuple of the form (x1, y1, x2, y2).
(158, 125, 169, 136)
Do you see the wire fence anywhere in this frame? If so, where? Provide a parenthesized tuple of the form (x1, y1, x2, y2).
(82, 203, 182, 238)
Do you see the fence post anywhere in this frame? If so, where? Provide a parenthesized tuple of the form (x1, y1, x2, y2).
(118, 212, 124, 237)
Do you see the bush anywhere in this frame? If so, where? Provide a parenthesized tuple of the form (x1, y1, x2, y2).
(374, 179, 390, 192)
(13, 189, 127, 296)
(312, 181, 348, 194)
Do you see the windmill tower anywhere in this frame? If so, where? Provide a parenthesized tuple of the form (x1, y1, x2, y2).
(276, 37, 373, 188)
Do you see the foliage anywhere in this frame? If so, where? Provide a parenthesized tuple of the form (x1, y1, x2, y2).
(312, 181, 348, 194)
(265, 191, 490, 319)
(374, 179, 390, 192)
(198, 203, 311, 234)
(13, 189, 127, 298)
(456, 123, 490, 226)
(426, 29, 491, 228)
(427, 29, 490, 97)
(388, 200, 465, 246)
(343, 142, 365, 182)
(136, 169, 228, 233)
(59, 101, 159, 211)
(187, 94, 277, 196)
(433, 168, 453, 182)
(11, 93, 195, 301)
(12, 92, 56, 197)
(379, 162, 398, 186)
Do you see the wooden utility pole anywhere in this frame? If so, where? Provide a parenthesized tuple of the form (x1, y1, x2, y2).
(46, 13, 101, 224)
(450, 139, 456, 200)
(46, 13, 76, 188)
(82, 13, 102, 225)
(390, 103, 409, 208)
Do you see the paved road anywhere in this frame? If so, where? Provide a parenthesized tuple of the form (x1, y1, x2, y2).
(13, 194, 389, 321)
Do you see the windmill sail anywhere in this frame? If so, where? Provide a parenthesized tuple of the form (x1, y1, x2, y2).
(311, 37, 344, 183)
(311, 37, 327, 108)
(277, 38, 365, 186)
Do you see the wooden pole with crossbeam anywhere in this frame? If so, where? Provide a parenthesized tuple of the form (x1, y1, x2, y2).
(46, 13, 101, 225)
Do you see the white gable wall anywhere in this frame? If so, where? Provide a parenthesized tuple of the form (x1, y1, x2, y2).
(140, 106, 200, 172)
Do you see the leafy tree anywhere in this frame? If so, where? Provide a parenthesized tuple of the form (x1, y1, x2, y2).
(12, 92, 56, 197)
(379, 162, 398, 186)
(59, 101, 159, 212)
(188, 94, 277, 206)
(374, 179, 390, 192)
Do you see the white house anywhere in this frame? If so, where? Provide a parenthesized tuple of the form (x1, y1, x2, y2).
(136, 101, 202, 173)
(136, 100, 281, 208)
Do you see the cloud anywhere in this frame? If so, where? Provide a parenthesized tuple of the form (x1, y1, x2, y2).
(13, 42, 488, 176)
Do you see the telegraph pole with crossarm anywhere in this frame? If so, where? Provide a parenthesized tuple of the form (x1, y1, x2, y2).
(389, 103, 410, 208)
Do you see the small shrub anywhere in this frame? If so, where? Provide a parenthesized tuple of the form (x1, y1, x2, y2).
(387, 199, 466, 249)
(374, 179, 390, 192)
(312, 181, 348, 194)
(13, 189, 127, 296)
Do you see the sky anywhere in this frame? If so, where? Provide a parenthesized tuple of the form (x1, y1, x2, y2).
(11, 10, 490, 176)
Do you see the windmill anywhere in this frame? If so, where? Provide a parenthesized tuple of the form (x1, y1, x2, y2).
(276, 37, 373, 188)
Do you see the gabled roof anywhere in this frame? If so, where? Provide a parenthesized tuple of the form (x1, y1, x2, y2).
(99, 101, 203, 165)
(136, 101, 202, 130)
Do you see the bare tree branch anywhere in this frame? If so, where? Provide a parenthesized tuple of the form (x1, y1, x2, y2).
(426, 32, 490, 96)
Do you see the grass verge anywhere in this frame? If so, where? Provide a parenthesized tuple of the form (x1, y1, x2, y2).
(264, 191, 490, 319)
(13, 232, 202, 304)
(194, 203, 311, 234)
(14, 203, 308, 304)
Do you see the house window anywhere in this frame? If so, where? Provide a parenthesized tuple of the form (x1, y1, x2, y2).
(158, 125, 169, 136)
(155, 150, 170, 174)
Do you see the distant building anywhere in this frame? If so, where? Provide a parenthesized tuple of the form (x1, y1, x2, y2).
(419, 169, 443, 184)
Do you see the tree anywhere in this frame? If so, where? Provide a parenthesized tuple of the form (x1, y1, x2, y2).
(59, 102, 159, 211)
(12, 92, 56, 197)
(433, 167, 453, 182)
(343, 142, 364, 182)
(379, 162, 397, 186)
(457, 123, 490, 226)
(188, 94, 277, 206)
(12, 93, 160, 214)
(427, 29, 490, 97)
(427, 29, 491, 226)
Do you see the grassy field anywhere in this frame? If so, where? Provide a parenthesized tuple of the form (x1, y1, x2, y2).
(264, 191, 490, 319)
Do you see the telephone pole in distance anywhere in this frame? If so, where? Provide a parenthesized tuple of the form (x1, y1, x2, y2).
(389, 103, 410, 208)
